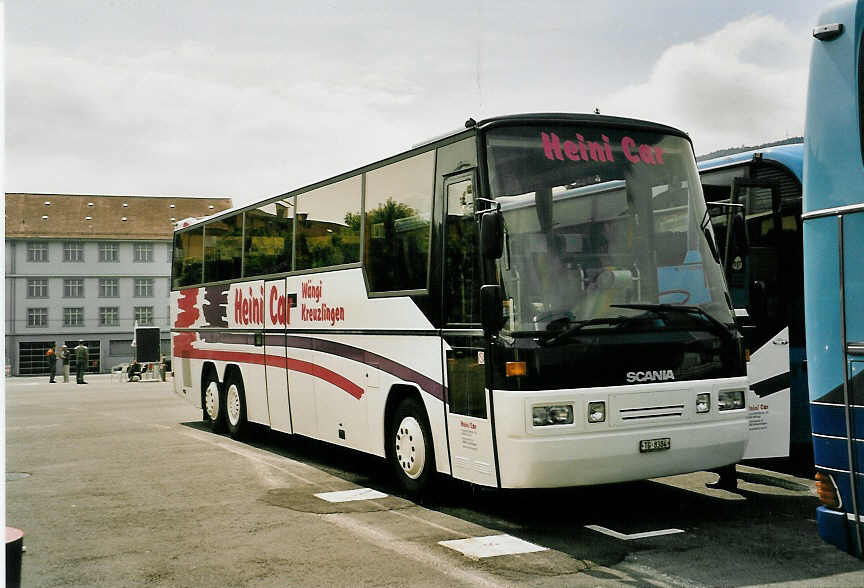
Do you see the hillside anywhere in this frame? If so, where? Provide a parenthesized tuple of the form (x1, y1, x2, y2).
(696, 137, 804, 162)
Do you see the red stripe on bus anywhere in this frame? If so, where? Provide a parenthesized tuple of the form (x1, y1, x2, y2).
(179, 348, 364, 399)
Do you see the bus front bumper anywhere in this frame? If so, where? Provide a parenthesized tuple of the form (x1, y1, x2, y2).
(492, 379, 749, 488)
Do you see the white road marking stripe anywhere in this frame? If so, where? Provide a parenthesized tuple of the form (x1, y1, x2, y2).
(439, 534, 547, 559)
(315, 488, 388, 503)
(387, 508, 470, 538)
(7, 424, 60, 431)
(326, 513, 504, 587)
(585, 525, 684, 540)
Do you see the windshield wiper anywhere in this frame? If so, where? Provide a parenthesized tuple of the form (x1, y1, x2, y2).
(610, 303, 734, 339)
(539, 316, 628, 346)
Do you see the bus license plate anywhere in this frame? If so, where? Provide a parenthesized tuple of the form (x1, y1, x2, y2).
(639, 438, 671, 453)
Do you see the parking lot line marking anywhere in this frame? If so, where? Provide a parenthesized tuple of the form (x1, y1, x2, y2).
(315, 488, 389, 503)
(439, 534, 548, 559)
(326, 513, 503, 587)
(7, 424, 60, 431)
(387, 508, 472, 538)
(585, 525, 684, 540)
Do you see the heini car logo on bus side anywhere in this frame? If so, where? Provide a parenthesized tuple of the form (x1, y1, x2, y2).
(626, 370, 675, 383)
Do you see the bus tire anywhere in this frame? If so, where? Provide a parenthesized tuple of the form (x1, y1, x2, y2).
(203, 373, 226, 433)
(225, 372, 248, 440)
(389, 396, 435, 495)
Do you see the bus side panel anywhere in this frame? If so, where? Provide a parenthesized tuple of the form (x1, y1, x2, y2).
(225, 280, 268, 425)
(238, 350, 268, 426)
(287, 346, 318, 439)
(265, 279, 292, 434)
(311, 338, 368, 451)
(171, 287, 208, 407)
(355, 334, 449, 473)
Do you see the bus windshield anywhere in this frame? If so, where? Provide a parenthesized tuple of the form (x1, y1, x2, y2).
(485, 124, 732, 335)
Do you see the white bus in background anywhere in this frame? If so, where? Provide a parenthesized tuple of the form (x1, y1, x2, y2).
(171, 113, 749, 494)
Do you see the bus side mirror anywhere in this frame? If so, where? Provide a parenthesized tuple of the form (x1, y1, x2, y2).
(480, 285, 505, 335)
(480, 210, 503, 259)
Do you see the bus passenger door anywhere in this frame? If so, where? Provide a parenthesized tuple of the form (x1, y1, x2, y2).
(441, 173, 498, 486)
(732, 180, 790, 459)
(265, 278, 292, 433)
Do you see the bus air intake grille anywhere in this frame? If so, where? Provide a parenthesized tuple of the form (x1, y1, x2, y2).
(619, 404, 685, 420)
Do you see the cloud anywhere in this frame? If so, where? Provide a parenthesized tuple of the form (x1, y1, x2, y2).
(601, 14, 809, 154)
(5, 41, 447, 205)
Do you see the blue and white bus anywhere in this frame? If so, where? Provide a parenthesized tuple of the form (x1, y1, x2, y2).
(804, 0, 864, 557)
(698, 144, 810, 470)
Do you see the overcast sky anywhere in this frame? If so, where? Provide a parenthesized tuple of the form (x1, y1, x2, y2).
(7, 0, 832, 207)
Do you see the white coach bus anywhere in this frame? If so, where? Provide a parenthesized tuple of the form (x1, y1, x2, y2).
(171, 113, 749, 494)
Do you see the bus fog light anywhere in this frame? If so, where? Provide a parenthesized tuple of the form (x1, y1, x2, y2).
(696, 393, 711, 413)
(718, 390, 745, 411)
(587, 401, 606, 423)
(532, 405, 574, 426)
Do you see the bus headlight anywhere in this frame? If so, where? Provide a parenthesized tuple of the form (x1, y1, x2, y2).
(696, 393, 711, 413)
(587, 401, 606, 423)
(718, 390, 745, 411)
(532, 405, 574, 426)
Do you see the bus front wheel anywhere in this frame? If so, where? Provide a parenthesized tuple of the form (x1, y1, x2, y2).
(225, 373, 248, 440)
(389, 397, 435, 495)
(203, 374, 226, 433)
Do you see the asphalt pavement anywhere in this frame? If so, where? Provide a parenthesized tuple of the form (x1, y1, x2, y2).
(6, 375, 864, 587)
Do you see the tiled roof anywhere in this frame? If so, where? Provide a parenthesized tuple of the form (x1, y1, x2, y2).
(5, 193, 233, 240)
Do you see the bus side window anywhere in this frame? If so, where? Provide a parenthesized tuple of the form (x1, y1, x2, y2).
(295, 176, 361, 271)
(203, 213, 243, 283)
(172, 227, 203, 288)
(243, 199, 294, 278)
(444, 178, 480, 324)
(364, 151, 435, 293)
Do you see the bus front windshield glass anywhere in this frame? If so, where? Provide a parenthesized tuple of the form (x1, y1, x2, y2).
(485, 124, 732, 336)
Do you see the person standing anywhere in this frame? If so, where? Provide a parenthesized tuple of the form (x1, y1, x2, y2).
(46, 343, 57, 383)
(74, 340, 89, 384)
(60, 345, 71, 383)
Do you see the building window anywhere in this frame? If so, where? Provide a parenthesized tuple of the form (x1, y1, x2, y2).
(133, 243, 154, 263)
(99, 278, 119, 298)
(134, 278, 154, 297)
(63, 278, 85, 298)
(99, 307, 120, 326)
(63, 241, 85, 262)
(26, 242, 48, 262)
(99, 242, 119, 262)
(27, 308, 48, 328)
(63, 307, 84, 327)
(27, 279, 49, 298)
(135, 306, 154, 326)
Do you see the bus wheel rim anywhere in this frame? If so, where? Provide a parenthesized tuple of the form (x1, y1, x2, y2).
(395, 416, 425, 480)
(227, 384, 241, 426)
(205, 381, 220, 420)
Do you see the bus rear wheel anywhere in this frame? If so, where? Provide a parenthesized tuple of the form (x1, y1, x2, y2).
(225, 373, 248, 440)
(389, 397, 435, 495)
(203, 374, 226, 433)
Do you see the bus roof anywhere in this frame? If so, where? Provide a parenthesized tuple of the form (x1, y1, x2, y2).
(177, 113, 694, 233)
(476, 113, 691, 141)
(697, 143, 803, 180)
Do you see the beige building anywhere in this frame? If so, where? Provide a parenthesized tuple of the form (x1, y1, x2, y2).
(5, 193, 232, 376)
